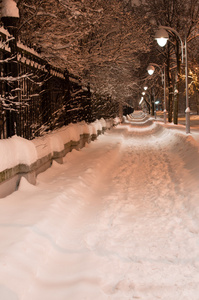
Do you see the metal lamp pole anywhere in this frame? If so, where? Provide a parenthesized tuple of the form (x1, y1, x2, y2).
(147, 63, 167, 123)
(155, 26, 190, 133)
(163, 64, 166, 124)
(185, 36, 190, 133)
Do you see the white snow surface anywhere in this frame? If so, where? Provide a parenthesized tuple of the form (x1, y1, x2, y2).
(0, 135, 37, 171)
(1, 112, 199, 299)
(1, 0, 19, 18)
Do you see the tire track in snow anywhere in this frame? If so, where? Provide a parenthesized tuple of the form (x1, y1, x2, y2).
(1, 119, 199, 299)
(83, 123, 199, 298)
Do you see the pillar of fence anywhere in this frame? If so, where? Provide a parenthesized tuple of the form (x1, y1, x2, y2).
(1, 4, 20, 137)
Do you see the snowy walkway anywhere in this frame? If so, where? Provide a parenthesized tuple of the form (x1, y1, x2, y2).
(1, 116, 199, 299)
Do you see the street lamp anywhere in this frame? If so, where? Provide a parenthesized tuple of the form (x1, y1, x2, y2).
(140, 89, 151, 114)
(155, 28, 169, 47)
(147, 65, 155, 75)
(155, 26, 190, 133)
(147, 63, 167, 124)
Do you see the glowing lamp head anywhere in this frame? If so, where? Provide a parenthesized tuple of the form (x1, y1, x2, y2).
(147, 65, 155, 75)
(155, 28, 169, 47)
(156, 37, 168, 47)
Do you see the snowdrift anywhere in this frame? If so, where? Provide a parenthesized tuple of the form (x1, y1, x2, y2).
(0, 118, 120, 198)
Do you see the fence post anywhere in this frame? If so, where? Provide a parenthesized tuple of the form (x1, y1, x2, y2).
(1, 11, 20, 137)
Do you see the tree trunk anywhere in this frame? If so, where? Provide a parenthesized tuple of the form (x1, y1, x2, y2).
(167, 51, 173, 123)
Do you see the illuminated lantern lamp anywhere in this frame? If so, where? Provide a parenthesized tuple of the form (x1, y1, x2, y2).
(155, 28, 169, 47)
(147, 65, 155, 75)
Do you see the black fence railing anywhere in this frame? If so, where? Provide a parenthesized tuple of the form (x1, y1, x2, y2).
(0, 26, 119, 140)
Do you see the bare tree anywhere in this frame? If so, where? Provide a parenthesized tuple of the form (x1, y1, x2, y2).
(16, 0, 151, 104)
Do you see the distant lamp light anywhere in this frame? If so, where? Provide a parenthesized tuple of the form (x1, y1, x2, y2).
(147, 65, 155, 75)
(142, 91, 145, 95)
(144, 86, 148, 90)
(155, 28, 169, 47)
(174, 89, 179, 95)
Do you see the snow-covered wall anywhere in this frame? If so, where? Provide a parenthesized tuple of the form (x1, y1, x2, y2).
(0, 118, 120, 198)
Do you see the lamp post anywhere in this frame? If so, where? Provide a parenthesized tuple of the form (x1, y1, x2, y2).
(155, 26, 190, 134)
(147, 63, 167, 124)
(140, 89, 151, 114)
(139, 96, 144, 106)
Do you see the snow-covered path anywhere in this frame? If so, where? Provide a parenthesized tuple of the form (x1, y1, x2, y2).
(1, 117, 199, 299)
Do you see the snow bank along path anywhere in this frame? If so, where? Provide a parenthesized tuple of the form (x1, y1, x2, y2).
(1, 112, 199, 299)
(0, 118, 119, 198)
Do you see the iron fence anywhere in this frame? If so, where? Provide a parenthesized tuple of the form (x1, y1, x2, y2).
(0, 26, 119, 140)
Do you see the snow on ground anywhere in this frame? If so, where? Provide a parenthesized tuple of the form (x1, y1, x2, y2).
(1, 112, 199, 299)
